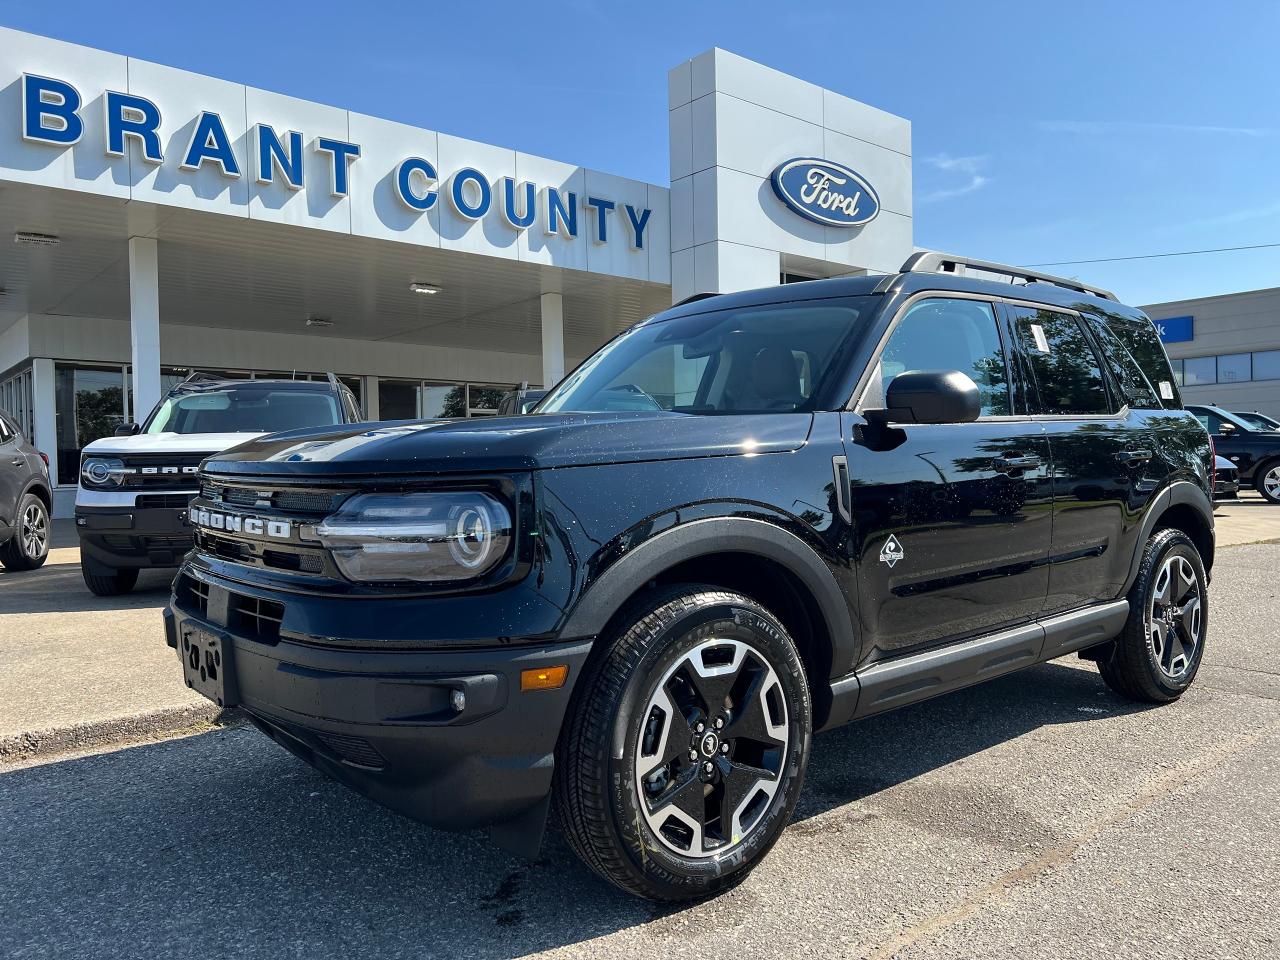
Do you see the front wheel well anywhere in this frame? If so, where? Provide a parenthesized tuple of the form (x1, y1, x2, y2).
(597, 552, 836, 728)
(1153, 503, 1214, 575)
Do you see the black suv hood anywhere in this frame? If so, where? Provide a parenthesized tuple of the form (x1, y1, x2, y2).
(201, 412, 813, 477)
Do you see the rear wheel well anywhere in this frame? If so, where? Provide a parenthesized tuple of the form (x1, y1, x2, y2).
(27, 482, 52, 513)
(1153, 503, 1214, 574)
(597, 552, 836, 728)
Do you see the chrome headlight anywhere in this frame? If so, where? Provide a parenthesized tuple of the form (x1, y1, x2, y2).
(81, 457, 127, 489)
(315, 492, 512, 584)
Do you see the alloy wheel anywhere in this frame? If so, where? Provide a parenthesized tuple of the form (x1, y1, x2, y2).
(1147, 554, 1202, 679)
(1265, 465, 1280, 500)
(21, 502, 48, 559)
(633, 637, 789, 858)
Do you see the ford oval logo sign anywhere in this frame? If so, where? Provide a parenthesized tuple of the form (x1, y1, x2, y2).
(770, 158, 880, 228)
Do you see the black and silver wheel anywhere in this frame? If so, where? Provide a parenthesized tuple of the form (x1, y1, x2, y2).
(0, 493, 50, 571)
(1256, 460, 1280, 504)
(1098, 528, 1207, 702)
(555, 586, 810, 901)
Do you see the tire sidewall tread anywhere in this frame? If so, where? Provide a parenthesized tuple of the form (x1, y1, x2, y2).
(555, 585, 811, 901)
(1099, 528, 1207, 703)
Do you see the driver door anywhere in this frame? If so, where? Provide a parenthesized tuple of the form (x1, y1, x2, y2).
(843, 295, 1053, 661)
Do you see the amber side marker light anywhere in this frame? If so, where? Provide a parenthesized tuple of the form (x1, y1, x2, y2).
(521, 665, 568, 691)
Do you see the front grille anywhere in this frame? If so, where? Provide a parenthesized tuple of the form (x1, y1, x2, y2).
(200, 480, 344, 515)
(136, 494, 195, 509)
(119, 454, 205, 489)
(198, 532, 326, 575)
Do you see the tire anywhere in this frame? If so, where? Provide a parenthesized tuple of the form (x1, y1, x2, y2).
(554, 585, 811, 901)
(1254, 458, 1280, 504)
(82, 565, 139, 597)
(0, 493, 50, 571)
(1097, 528, 1207, 703)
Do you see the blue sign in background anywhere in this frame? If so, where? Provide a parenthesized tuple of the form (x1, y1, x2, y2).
(1154, 315, 1194, 343)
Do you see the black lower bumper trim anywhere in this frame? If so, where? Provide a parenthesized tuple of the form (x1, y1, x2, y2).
(76, 503, 194, 571)
(167, 603, 592, 836)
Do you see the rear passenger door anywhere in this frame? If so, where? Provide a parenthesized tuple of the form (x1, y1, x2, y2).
(1006, 304, 1150, 612)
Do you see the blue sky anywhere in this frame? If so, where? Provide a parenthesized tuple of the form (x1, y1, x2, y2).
(6, 0, 1279, 306)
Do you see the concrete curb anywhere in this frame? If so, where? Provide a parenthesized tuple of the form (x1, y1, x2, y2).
(0, 703, 242, 766)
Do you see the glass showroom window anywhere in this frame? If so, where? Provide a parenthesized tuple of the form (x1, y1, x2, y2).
(1217, 353, 1252, 383)
(422, 383, 466, 418)
(1168, 358, 1184, 387)
(1253, 350, 1280, 381)
(1182, 357, 1216, 386)
(0, 365, 34, 438)
(466, 384, 507, 417)
(55, 363, 126, 485)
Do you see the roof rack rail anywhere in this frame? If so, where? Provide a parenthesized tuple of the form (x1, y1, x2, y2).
(900, 251, 1117, 302)
(174, 370, 231, 388)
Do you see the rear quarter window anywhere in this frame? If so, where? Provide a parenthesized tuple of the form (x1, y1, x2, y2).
(1087, 313, 1180, 409)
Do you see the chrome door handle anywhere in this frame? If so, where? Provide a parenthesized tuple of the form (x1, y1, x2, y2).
(1116, 449, 1153, 466)
(992, 455, 1042, 473)
(10, 458, 23, 467)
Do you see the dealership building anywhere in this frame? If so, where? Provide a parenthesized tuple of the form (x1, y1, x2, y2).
(1142, 287, 1280, 418)
(0, 26, 913, 515)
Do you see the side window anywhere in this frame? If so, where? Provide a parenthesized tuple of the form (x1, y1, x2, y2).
(865, 298, 1011, 417)
(0, 417, 11, 443)
(1010, 307, 1113, 415)
(1082, 314, 1161, 409)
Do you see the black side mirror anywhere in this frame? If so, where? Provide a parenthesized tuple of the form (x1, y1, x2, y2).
(114, 421, 141, 437)
(876, 370, 981, 425)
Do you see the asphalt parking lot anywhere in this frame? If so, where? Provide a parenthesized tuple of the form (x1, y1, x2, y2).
(2, 511, 1279, 958)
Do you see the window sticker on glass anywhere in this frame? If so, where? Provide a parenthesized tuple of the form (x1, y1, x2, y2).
(1159, 381, 1174, 400)
(1029, 324, 1051, 354)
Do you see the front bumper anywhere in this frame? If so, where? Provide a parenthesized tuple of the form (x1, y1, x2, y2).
(165, 571, 591, 842)
(76, 501, 195, 572)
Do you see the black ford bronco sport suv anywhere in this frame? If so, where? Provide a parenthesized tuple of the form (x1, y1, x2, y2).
(168, 253, 1214, 901)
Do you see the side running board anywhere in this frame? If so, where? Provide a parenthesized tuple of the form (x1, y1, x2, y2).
(821, 599, 1129, 728)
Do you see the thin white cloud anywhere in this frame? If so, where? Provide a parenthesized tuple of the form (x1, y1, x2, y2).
(918, 153, 990, 204)
(1039, 120, 1273, 137)
(1183, 198, 1280, 230)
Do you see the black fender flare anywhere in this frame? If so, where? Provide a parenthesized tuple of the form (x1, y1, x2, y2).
(1121, 479, 1215, 594)
(557, 515, 858, 679)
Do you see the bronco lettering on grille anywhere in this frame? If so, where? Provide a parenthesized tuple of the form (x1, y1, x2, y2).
(189, 507, 292, 540)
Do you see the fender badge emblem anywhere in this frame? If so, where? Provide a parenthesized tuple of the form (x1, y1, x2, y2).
(880, 534, 904, 568)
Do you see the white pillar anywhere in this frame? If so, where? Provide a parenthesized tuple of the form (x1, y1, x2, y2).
(32, 356, 57, 481)
(128, 237, 162, 423)
(540, 292, 565, 388)
(364, 376, 380, 420)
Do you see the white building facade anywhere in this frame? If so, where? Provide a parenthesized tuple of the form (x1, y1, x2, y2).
(0, 28, 913, 513)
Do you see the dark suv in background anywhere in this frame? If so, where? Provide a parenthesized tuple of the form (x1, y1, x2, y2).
(167, 253, 1214, 901)
(1186, 404, 1280, 503)
(0, 409, 52, 571)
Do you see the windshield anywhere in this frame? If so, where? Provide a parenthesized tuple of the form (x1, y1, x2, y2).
(144, 387, 341, 435)
(538, 297, 872, 415)
(1239, 412, 1280, 431)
